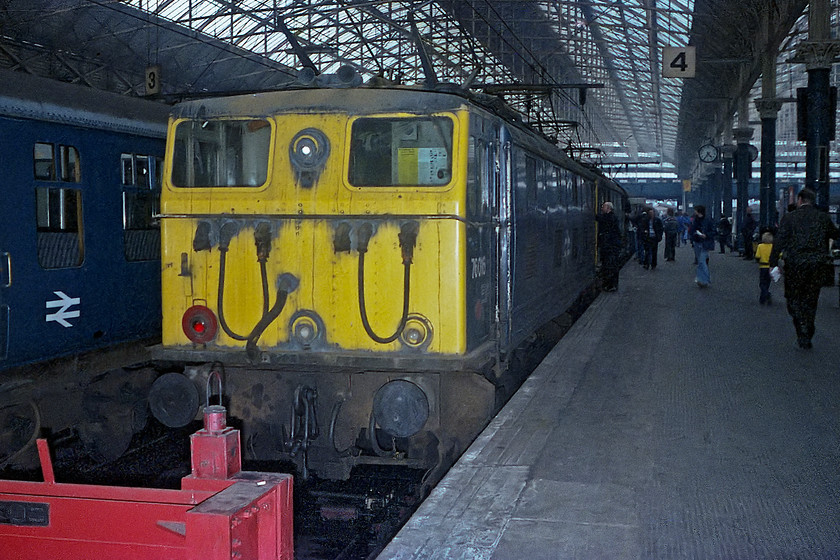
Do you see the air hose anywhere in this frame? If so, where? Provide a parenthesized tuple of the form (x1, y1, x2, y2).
(246, 273, 299, 360)
(216, 222, 249, 341)
(357, 221, 419, 344)
(217, 221, 276, 342)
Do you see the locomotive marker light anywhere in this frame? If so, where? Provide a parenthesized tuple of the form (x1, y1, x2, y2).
(182, 304, 219, 343)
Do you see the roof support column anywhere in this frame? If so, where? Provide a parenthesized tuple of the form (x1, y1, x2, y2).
(791, 0, 840, 210)
(733, 94, 754, 255)
(721, 116, 734, 221)
(755, 8, 784, 230)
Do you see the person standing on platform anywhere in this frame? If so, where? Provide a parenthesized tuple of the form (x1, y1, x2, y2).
(741, 206, 757, 260)
(768, 188, 839, 349)
(677, 210, 691, 245)
(754, 231, 774, 305)
(640, 207, 663, 270)
(662, 207, 678, 261)
(717, 215, 733, 254)
(595, 201, 622, 292)
(689, 205, 715, 287)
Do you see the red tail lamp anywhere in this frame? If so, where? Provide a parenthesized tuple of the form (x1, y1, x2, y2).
(182, 305, 218, 343)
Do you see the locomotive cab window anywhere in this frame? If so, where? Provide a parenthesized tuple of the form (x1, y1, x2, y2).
(348, 116, 453, 187)
(171, 119, 271, 188)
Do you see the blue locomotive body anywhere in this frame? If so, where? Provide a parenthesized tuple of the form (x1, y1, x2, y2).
(0, 70, 169, 370)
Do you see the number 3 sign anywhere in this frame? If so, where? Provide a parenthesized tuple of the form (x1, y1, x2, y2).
(662, 46, 696, 78)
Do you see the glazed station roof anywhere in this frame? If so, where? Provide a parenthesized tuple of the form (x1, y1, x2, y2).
(0, 1, 834, 189)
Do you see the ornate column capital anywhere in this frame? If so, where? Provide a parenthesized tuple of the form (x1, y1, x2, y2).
(733, 127, 754, 144)
(789, 40, 840, 70)
(754, 98, 784, 120)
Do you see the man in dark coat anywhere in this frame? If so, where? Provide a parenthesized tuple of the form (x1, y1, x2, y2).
(769, 188, 839, 349)
(596, 201, 622, 291)
(639, 207, 663, 270)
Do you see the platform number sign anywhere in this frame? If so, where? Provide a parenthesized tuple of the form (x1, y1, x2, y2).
(662, 46, 696, 78)
(145, 65, 161, 96)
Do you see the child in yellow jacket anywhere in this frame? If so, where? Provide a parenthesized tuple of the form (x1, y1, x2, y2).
(754, 231, 774, 304)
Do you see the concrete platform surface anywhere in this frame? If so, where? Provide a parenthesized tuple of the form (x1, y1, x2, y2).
(378, 244, 840, 559)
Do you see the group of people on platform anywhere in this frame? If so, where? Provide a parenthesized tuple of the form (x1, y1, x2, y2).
(595, 187, 839, 349)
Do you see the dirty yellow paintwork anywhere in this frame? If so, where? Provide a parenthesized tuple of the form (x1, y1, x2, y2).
(161, 108, 471, 354)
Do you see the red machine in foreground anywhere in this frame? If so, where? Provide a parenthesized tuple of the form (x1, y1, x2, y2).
(0, 377, 293, 560)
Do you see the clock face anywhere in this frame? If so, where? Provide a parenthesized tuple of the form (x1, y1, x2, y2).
(698, 144, 718, 163)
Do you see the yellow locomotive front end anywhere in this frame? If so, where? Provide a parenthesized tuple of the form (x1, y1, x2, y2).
(156, 87, 496, 479)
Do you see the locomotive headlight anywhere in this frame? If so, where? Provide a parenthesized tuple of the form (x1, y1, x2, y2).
(182, 305, 218, 344)
(373, 380, 430, 439)
(399, 314, 433, 350)
(289, 128, 330, 170)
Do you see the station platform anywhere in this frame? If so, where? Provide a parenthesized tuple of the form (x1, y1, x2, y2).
(378, 243, 840, 559)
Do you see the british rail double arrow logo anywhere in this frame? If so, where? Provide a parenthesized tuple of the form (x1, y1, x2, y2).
(45, 290, 80, 327)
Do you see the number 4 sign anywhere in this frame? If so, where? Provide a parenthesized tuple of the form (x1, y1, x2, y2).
(662, 46, 696, 78)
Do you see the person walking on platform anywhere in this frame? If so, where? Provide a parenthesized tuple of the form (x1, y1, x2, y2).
(768, 188, 839, 349)
(596, 201, 622, 292)
(754, 231, 774, 305)
(640, 207, 663, 270)
(689, 205, 715, 287)
(741, 206, 757, 260)
(630, 206, 646, 264)
(717, 215, 733, 253)
(663, 207, 678, 261)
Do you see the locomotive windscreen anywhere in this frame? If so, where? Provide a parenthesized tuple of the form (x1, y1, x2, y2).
(171, 119, 271, 188)
(348, 116, 453, 187)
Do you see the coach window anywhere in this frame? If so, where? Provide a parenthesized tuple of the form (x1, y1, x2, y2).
(171, 119, 271, 188)
(60, 146, 80, 182)
(348, 116, 453, 187)
(35, 187, 84, 269)
(122, 154, 161, 262)
(34, 142, 84, 268)
(34, 143, 55, 180)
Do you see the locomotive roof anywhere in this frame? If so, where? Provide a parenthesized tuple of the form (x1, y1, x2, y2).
(0, 68, 170, 138)
(169, 86, 471, 120)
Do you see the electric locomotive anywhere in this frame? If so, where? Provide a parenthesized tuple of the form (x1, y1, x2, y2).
(152, 72, 627, 480)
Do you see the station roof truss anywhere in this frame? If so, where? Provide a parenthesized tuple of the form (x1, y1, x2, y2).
(0, 0, 835, 184)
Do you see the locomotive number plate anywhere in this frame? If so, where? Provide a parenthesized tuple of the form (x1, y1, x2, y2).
(0, 500, 49, 526)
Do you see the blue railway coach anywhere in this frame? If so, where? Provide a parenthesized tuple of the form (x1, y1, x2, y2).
(0, 70, 169, 370)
